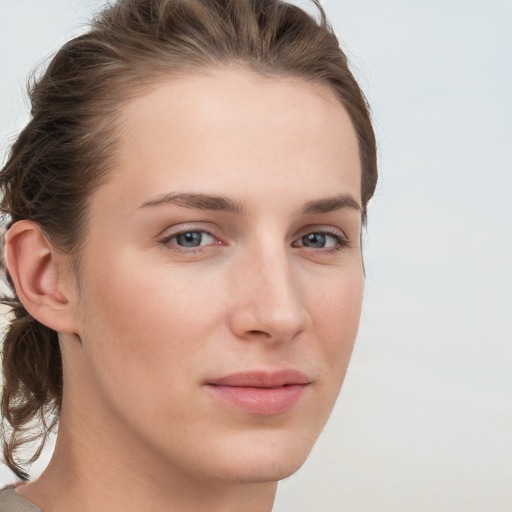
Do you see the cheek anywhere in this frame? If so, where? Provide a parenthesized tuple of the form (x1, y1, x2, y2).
(74, 259, 223, 437)
(76, 249, 223, 390)
(311, 269, 363, 376)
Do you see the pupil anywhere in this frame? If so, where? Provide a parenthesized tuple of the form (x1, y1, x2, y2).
(303, 233, 326, 248)
(177, 232, 201, 247)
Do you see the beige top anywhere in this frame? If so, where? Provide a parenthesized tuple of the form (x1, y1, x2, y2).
(0, 488, 41, 512)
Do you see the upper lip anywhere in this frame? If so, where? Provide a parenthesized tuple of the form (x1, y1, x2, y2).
(206, 370, 311, 388)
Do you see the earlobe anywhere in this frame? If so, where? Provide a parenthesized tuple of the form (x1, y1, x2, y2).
(4, 220, 79, 334)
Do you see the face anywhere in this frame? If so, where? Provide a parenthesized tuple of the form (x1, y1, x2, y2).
(65, 67, 363, 483)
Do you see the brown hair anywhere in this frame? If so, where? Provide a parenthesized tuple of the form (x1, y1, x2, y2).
(0, 0, 377, 480)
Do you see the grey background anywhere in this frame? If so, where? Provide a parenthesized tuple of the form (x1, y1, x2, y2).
(1, 1, 511, 511)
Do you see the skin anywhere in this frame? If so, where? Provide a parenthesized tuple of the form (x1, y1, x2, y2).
(10, 67, 363, 512)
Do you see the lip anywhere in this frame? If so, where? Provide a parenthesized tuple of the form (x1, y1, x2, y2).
(205, 370, 311, 416)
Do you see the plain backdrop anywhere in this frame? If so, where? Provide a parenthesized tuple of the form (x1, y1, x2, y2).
(1, 1, 511, 511)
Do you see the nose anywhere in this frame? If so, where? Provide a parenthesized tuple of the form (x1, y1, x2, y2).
(228, 246, 312, 343)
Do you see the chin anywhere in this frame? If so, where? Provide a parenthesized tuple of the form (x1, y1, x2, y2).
(200, 428, 319, 484)
(212, 452, 311, 484)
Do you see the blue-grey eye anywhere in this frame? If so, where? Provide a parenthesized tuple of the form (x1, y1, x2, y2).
(302, 233, 326, 248)
(172, 231, 215, 248)
(296, 232, 341, 249)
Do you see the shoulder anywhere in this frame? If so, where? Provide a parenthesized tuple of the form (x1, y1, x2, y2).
(0, 487, 41, 512)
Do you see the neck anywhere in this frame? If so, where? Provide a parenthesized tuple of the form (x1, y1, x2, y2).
(17, 405, 277, 512)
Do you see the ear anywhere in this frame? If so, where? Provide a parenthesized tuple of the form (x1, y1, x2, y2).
(4, 220, 79, 334)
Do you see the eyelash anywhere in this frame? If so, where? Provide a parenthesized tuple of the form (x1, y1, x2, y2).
(292, 229, 350, 253)
(159, 227, 349, 253)
(159, 227, 222, 254)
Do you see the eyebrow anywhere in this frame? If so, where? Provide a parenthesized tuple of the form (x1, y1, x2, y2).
(138, 192, 244, 213)
(138, 192, 361, 215)
(300, 194, 362, 215)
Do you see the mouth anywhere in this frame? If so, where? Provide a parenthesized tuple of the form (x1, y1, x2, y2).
(204, 370, 311, 416)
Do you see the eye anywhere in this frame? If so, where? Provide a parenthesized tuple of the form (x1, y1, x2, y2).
(293, 231, 347, 250)
(162, 230, 216, 249)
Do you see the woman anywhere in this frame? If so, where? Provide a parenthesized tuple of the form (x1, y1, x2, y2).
(0, 0, 377, 510)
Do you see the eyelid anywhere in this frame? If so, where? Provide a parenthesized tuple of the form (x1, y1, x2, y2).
(159, 223, 225, 252)
(157, 222, 350, 254)
(292, 226, 350, 250)
(296, 225, 348, 240)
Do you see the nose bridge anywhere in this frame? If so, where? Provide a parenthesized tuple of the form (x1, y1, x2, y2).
(230, 239, 310, 341)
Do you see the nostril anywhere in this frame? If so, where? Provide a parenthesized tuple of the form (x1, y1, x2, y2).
(247, 330, 271, 338)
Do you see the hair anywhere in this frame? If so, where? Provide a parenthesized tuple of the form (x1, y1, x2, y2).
(0, 0, 377, 480)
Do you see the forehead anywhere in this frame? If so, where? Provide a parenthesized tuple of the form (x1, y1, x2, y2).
(98, 67, 361, 212)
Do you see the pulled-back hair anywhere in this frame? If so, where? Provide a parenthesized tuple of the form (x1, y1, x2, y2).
(0, 0, 377, 480)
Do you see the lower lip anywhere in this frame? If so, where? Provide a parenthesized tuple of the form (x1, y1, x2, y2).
(205, 384, 308, 416)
